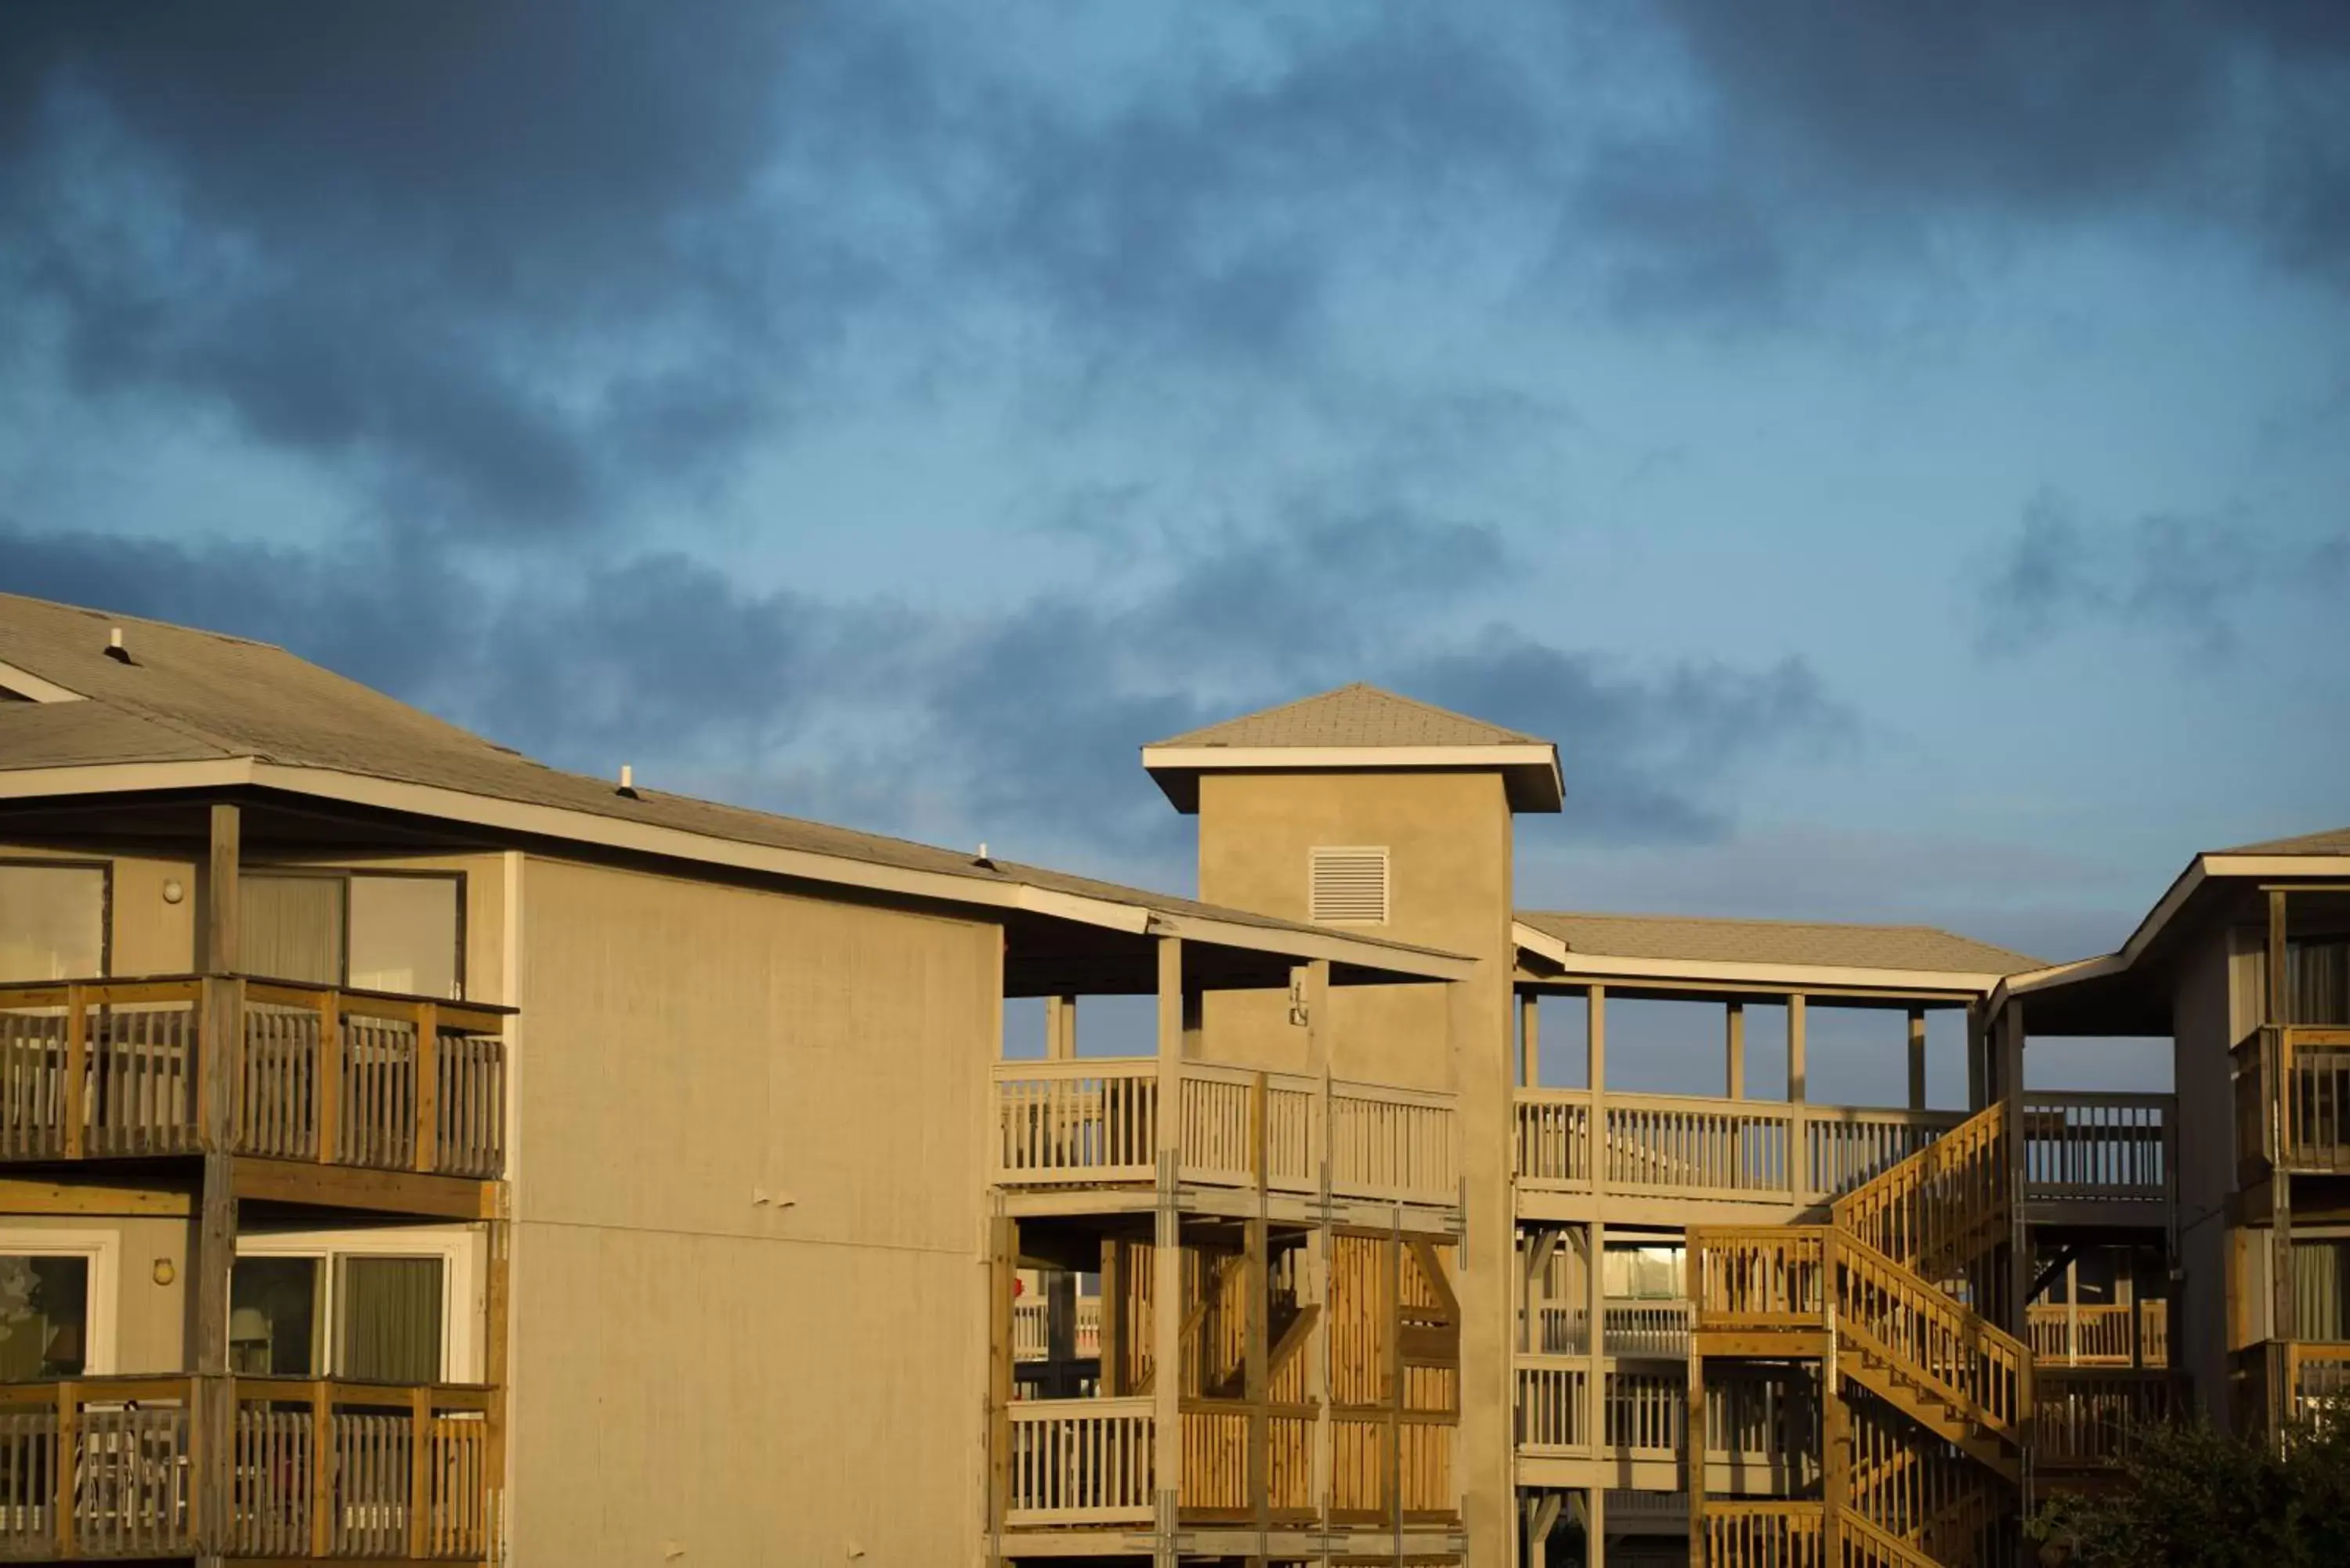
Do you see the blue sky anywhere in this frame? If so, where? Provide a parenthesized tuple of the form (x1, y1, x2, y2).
(2, 1, 2345, 975)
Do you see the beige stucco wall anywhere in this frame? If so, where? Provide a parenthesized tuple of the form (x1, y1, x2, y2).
(507, 855, 998, 1567)
(1191, 767, 1517, 1566)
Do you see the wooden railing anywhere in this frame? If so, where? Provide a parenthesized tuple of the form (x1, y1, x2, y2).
(1830, 1102, 2006, 1282)
(1689, 1226, 2029, 1442)
(1513, 1089, 1962, 1205)
(1003, 1397, 1154, 1526)
(2021, 1092, 2170, 1205)
(991, 1060, 1458, 1207)
(0, 1376, 495, 1561)
(1531, 1297, 1694, 1357)
(1327, 1414, 1453, 1525)
(2032, 1368, 2173, 1470)
(1834, 1229, 2030, 1442)
(1705, 1501, 1824, 1566)
(1513, 1356, 1588, 1453)
(0, 977, 508, 1179)
(2280, 1028, 2350, 1173)
(2026, 1300, 2168, 1367)
(1011, 1297, 1103, 1363)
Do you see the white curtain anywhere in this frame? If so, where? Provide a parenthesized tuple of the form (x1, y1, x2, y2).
(347, 876, 460, 999)
(240, 874, 344, 985)
(0, 864, 104, 982)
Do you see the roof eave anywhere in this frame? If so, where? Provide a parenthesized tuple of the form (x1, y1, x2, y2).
(1141, 742, 1564, 814)
(1510, 920, 2012, 998)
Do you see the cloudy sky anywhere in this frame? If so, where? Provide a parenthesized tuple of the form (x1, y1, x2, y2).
(3, 2, 2345, 978)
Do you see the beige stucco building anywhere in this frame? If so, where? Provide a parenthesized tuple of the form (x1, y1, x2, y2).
(0, 592, 2340, 1567)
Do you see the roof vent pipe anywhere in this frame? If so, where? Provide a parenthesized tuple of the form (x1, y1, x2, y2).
(616, 764, 639, 800)
(104, 627, 133, 664)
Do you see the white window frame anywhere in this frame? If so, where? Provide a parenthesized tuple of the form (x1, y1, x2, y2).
(0, 1228, 121, 1375)
(235, 1226, 483, 1382)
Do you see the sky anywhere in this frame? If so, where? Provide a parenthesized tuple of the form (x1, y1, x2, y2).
(2, 2, 2346, 994)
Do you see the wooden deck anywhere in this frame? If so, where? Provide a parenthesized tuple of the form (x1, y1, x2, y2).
(1513, 1087, 2171, 1212)
(0, 977, 508, 1181)
(991, 1058, 1457, 1208)
(2237, 1026, 2350, 1176)
(0, 1375, 497, 1562)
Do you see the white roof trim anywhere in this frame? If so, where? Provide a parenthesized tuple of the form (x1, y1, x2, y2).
(0, 757, 1475, 981)
(0, 660, 86, 703)
(1512, 919, 2005, 997)
(1143, 742, 1560, 775)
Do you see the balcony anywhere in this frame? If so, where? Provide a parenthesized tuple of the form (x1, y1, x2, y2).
(1514, 1357, 1807, 1492)
(2032, 1367, 2174, 1475)
(2028, 1299, 2168, 1367)
(2236, 1025, 2350, 1176)
(2233, 1339, 2350, 1434)
(991, 1059, 1457, 1209)
(1002, 1396, 1451, 1530)
(0, 1375, 494, 1561)
(0, 977, 508, 1180)
(1513, 1088, 2171, 1212)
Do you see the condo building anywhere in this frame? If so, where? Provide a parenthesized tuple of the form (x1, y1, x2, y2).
(0, 589, 2340, 1566)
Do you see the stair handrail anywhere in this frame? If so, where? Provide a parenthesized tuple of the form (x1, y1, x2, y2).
(1831, 1226, 2032, 1443)
(1830, 1101, 2008, 1281)
(1835, 1501, 1941, 1568)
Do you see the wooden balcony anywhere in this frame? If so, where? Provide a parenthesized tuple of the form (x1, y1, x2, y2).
(2236, 1025, 2350, 1176)
(2027, 1300, 2168, 1367)
(990, 1059, 1457, 1209)
(1513, 1356, 1806, 1486)
(0, 977, 507, 1180)
(0, 1375, 496, 1561)
(1001, 1394, 1451, 1530)
(1514, 1088, 2171, 1214)
(2031, 1367, 2173, 1474)
(1530, 1299, 1696, 1359)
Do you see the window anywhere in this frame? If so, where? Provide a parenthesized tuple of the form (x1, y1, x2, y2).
(1308, 847, 1390, 925)
(2291, 938, 2349, 1026)
(0, 1256, 89, 1378)
(0, 862, 107, 983)
(0, 1231, 117, 1376)
(2297, 1239, 2349, 1343)
(233, 1230, 475, 1381)
(239, 872, 463, 999)
(1603, 1244, 1685, 1301)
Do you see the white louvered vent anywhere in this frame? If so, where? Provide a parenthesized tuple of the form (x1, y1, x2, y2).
(1308, 846, 1390, 925)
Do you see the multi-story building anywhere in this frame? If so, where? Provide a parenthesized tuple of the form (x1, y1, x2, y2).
(0, 591, 2337, 1566)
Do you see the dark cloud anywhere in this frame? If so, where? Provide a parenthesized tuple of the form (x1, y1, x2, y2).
(1976, 491, 2349, 659)
(0, 508, 1853, 875)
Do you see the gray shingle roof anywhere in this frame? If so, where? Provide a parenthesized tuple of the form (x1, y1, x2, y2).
(0, 592, 1459, 960)
(2219, 826, 2350, 855)
(1517, 910, 2042, 976)
(1150, 683, 1546, 750)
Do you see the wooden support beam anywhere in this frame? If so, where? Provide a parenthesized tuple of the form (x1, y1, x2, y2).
(1907, 1006, 1927, 1111)
(1586, 1218, 1606, 1477)
(1684, 1346, 1705, 1568)
(1588, 984, 1607, 1094)
(204, 801, 240, 973)
(1786, 994, 1807, 1104)
(0, 1177, 190, 1216)
(987, 1211, 1015, 1532)
(1520, 992, 1540, 1089)
(1725, 1001, 1745, 1100)
(1045, 993, 1075, 1060)
(1154, 934, 1184, 1558)
(1998, 998, 2028, 1335)
(190, 1151, 236, 1560)
(1246, 1213, 1269, 1541)
(230, 1157, 495, 1220)
(1965, 999, 1987, 1112)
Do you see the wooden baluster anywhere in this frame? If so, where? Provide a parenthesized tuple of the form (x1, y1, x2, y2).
(317, 992, 341, 1164)
(414, 1002, 440, 1173)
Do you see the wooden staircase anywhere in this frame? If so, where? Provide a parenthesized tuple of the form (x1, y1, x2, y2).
(1690, 1103, 2029, 1567)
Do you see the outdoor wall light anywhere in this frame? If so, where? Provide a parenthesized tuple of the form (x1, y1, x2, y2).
(161, 878, 185, 905)
(152, 1259, 175, 1286)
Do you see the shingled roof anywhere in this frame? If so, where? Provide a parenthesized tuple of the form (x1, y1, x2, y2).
(0, 593, 1471, 977)
(1142, 683, 1563, 812)
(2220, 826, 2350, 856)
(1516, 910, 2042, 980)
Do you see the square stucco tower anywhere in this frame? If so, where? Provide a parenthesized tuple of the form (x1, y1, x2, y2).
(1145, 683, 1564, 1567)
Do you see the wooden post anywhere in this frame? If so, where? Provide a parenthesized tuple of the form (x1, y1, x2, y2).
(1907, 1008, 1928, 1111)
(1684, 1346, 1705, 1568)
(1786, 995, 1807, 1104)
(1154, 936, 1184, 1562)
(1046, 994, 1076, 1060)
(483, 1216, 509, 1561)
(1047, 1269, 1078, 1395)
(192, 807, 243, 1566)
(1302, 957, 1332, 1534)
(2267, 889, 2294, 1446)
(2064, 1259, 2081, 1367)
(1822, 1346, 1849, 1559)
(55, 1381, 74, 1559)
(1586, 1218, 1606, 1508)
(1589, 985, 1607, 1204)
(63, 982, 86, 1160)
(986, 1211, 1016, 1531)
(309, 1381, 332, 1558)
(1520, 992, 1539, 1089)
(1965, 1000, 1987, 1113)
(1098, 1238, 1123, 1396)
(204, 801, 240, 974)
(316, 989, 342, 1164)
(1246, 1213, 1269, 1545)
(1724, 1002, 1745, 1099)
(408, 1384, 432, 1559)
(414, 999, 440, 1173)
(1999, 999, 2028, 1335)
(1587, 1479, 1607, 1568)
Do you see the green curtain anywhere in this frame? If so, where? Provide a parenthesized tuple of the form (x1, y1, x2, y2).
(339, 1256, 443, 1382)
